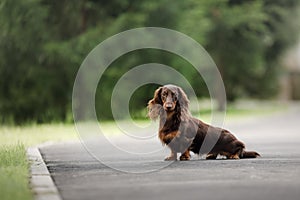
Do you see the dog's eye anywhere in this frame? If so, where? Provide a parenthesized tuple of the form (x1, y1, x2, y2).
(161, 93, 166, 100)
(172, 93, 177, 101)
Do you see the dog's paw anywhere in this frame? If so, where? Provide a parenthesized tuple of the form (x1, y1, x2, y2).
(164, 156, 177, 161)
(206, 154, 217, 160)
(229, 154, 240, 159)
(179, 155, 190, 161)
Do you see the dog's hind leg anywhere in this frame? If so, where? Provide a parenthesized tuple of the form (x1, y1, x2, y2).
(228, 153, 240, 159)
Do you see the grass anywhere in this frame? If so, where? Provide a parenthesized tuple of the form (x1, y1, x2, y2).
(190, 99, 288, 124)
(0, 144, 31, 200)
(0, 99, 289, 200)
(0, 124, 78, 200)
(0, 124, 78, 147)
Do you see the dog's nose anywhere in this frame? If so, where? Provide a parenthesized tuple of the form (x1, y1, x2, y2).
(165, 103, 173, 109)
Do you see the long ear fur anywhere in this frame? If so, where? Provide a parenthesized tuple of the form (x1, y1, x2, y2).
(177, 87, 191, 122)
(147, 87, 163, 120)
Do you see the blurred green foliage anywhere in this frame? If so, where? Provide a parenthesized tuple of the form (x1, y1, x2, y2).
(0, 0, 299, 123)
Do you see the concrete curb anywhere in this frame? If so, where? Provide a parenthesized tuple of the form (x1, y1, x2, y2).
(27, 146, 62, 200)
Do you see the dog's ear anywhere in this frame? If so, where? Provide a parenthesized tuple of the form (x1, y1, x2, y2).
(152, 87, 163, 105)
(177, 87, 189, 109)
(177, 87, 190, 122)
(147, 87, 163, 120)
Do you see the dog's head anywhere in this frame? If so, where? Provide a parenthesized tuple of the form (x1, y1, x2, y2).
(147, 84, 190, 120)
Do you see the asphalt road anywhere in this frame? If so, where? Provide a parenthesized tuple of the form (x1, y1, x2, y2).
(40, 104, 300, 200)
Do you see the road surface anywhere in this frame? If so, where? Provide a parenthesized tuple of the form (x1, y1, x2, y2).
(40, 104, 300, 200)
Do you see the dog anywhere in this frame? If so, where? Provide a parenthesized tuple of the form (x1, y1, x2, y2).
(147, 84, 260, 161)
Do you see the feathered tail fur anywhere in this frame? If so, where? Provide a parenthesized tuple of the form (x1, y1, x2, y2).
(241, 150, 260, 158)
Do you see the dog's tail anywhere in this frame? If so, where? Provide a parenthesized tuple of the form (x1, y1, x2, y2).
(241, 150, 260, 159)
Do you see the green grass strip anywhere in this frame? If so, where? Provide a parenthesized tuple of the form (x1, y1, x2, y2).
(0, 144, 32, 200)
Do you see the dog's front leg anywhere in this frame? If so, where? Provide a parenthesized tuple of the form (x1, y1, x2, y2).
(165, 150, 177, 161)
(179, 150, 190, 161)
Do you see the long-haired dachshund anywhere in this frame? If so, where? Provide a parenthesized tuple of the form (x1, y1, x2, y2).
(147, 84, 260, 161)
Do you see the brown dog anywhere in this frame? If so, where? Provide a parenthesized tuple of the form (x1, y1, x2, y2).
(147, 84, 260, 161)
